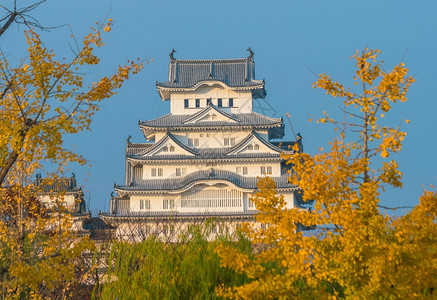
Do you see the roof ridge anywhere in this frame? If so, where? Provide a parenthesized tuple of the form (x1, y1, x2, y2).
(250, 110, 283, 122)
(170, 58, 249, 64)
(136, 132, 197, 156)
(182, 105, 239, 124)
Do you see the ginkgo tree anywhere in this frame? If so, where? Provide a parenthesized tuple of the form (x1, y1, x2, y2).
(216, 49, 436, 299)
(0, 18, 144, 298)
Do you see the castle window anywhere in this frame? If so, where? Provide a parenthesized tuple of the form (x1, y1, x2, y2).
(151, 168, 163, 177)
(247, 144, 253, 151)
(261, 166, 272, 175)
(195, 99, 200, 108)
(140, 199, 150, 210)
(254, 144, 260, 150)
(218, 98, 222, 107)
(163, 199, 175, 209)
(236, 166, 241, 173)
(224, 138, 235, 147)
(184, 99, 189, 108)
(162, 146, 168, 152)
(207, 98, 212, 106)
(229, 98, 234, 107)
(169, 146, 175, 152)
(188, 138, 199, 147)
(243, 167, 248, 175)
(176, 168, 186, 176)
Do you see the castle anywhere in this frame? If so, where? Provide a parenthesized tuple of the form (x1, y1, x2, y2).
(100, 49, 302, 239)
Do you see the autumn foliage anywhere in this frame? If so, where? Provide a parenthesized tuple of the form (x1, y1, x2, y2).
(0, 19, 143, 299)
(216, 49, 436, 299)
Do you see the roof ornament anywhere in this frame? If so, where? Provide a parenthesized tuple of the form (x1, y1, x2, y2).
(247, 47, 254, 61)
(297, 132, 302, 140)
(169, 49, 176, 62)
(71, 172, 75, 179)
(126, 135, 132, 144)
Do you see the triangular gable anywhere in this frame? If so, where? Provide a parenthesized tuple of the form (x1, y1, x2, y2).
(139, 133, 196, 157)
(183, 105, 240, 124)
(226, 131, 286, 156)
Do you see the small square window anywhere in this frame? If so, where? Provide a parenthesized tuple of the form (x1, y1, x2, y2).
(195, 99, 200, 108)
(184, 99, 189, 108)
(261, 166, 266, 174)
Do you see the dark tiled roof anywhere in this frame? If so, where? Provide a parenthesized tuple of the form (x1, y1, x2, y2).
(101, 210, 258, 219)
(139, 111, 283, 130)
(271, 141, 299, 151)
(226, 131, 288, 155)
(183, 104, 239, 124)
(135, 132, 196, 156)
(34, 175, 82, 194)
(157, 58, 264, 91)
(129, 149, 283, 162)
(115, 169, 297, 192)
(126, 143, 153, 156)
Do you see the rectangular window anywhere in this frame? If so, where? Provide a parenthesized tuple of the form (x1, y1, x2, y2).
(243, 167, 248, 175)
(236, 166, 241, 173)
(163, 199, 175, 210)
(229, 98, 234, 107)
(158, 168, 163, 176)
(207, 98, 212, 106)
(195, 99, 200, 108)
(224, 138, 235, 146)
(140, 199, 150, 210)
(176, 168, 186, 176)
(217, 98, 222, 107)
(261, 166, 272, 175)
(188, 138, 199, 147)
(151, 168, 156, 177)
(184, 99, 189, 108)
(261, 166, 266, 175)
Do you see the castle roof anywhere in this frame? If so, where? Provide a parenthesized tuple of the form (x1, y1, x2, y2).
(126, 131, 296, 163)
(34, 174, 82, 194)
(115, 169, 297, 194)
(156, 55, 265, 99)
(139, 111, 283, 131)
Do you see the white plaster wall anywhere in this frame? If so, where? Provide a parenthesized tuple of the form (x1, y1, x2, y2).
(170, 86, 252, 115)
(141, 161, 281, 179)
(39, 194, 76, 208)
(172, 130, 251, 148)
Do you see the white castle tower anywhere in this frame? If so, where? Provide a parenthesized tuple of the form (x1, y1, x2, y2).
(101, 49, 302, 238)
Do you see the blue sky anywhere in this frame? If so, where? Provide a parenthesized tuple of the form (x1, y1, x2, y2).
(2, 0, 436, 214)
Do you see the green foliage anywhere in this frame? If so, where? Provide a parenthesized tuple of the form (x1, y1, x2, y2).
(97, 222, 251, 300)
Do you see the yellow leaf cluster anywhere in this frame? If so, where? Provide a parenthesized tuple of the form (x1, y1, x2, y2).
(216, 49, 436, 299)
